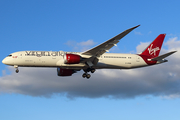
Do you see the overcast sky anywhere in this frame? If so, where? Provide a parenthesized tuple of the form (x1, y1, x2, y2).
(1, 1, 180, 120)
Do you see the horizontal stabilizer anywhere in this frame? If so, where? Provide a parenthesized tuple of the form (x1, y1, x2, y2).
(151, 51, 177, 61)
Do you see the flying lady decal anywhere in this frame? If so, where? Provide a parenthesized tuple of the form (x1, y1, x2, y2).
(148, 44, 160, 56)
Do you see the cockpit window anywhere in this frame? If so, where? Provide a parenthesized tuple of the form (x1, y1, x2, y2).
(7, 55, 12, 57)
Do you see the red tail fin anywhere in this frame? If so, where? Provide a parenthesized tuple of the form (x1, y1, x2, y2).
(141, 34, 166, 58)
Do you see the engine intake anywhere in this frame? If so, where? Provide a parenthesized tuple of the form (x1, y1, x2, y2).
(64, 54, 81, 64)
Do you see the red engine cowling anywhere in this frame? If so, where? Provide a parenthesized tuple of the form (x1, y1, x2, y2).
(64, 54, 81, 64)
(57, 67, 74, 76)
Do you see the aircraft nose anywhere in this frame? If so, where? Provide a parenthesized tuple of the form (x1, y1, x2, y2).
(2, 58, 7, 64)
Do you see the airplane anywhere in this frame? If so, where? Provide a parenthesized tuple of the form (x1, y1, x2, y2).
(2, 25, 177, 79)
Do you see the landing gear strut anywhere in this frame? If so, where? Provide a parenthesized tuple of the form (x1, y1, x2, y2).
(14, 65, 19, 73)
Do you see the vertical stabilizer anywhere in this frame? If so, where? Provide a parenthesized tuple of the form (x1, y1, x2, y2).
(141, 34, 166, 58)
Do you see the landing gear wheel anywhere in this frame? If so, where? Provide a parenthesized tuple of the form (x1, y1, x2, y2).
(91, 69, 95, 73)
(86, 74, 91, 79)
(82, 73, 91, 79)
(82, 73, 87, 78)
(82, 68, 93, 79)
(16, 69, 19, 73)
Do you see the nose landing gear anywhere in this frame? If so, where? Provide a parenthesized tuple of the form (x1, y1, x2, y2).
(15, 69, 19, 73)
(14, 65, 19, 73)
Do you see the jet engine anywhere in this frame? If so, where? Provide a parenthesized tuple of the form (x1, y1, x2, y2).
(57, 67, 74, 76)
(64, 54, 81, 64)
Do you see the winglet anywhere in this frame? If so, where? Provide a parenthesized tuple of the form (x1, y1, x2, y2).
(135, 25, 141, 28)
(112, 25, 140, 40)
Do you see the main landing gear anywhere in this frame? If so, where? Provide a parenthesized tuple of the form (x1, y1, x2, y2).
(82, 73, 91, 79)
(14, 65, 19, 73)
(82, 68, 96, 79)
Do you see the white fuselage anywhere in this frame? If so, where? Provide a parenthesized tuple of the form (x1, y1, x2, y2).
(2, 26, 173, 79)
(2, 51, 158, 70)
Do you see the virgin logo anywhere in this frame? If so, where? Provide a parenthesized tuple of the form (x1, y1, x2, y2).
(148, 44, 160, 56)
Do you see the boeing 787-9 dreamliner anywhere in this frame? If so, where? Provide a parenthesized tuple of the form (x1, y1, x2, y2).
(2, 25, 176, 79)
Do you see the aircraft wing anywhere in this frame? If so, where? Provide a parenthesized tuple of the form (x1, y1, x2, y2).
(81, 25, 140, 57)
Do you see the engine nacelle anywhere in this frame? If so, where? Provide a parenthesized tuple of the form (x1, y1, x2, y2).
(57, 67, 74, 76)
(64, 54, 81, 64)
